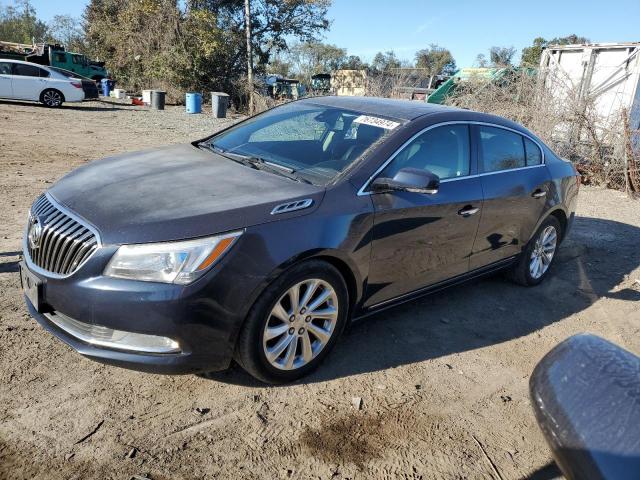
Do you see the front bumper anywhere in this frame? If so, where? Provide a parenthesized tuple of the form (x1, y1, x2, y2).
(27, 300, 206, 374)
(21, 246, 254, 374)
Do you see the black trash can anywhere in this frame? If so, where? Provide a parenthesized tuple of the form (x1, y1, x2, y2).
(211, 92, 229, 118)
(151, 90, 166, 110)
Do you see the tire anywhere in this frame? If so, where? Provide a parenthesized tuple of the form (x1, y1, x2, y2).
(235, 260, 349, 384)
(40, 89, 64, 108)
(508, 216, 562, 286)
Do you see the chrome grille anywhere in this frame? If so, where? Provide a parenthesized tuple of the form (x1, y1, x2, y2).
(26, 194, 99, 276)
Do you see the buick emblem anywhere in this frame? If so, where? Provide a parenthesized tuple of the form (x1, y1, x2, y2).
(28, 217, 43, 249)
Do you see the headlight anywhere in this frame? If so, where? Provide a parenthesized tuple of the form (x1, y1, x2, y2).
(104, 231, 243, 284)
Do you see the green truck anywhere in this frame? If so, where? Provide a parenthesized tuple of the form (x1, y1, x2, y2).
(0, 41, 108, 82)
(427, 67, 536, 104)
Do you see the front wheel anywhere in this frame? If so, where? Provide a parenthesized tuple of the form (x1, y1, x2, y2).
(508, 216, 561, 286)
(235, 260, 349, 384)
(40, 89, 64, 108)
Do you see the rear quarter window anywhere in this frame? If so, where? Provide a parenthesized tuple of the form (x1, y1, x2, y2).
(524, 137, 543, 165)
(0, 62, 11, 75)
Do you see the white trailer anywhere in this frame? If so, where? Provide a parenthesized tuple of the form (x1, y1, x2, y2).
(540, 43, 640, 191)
(540, 42, 640, 137)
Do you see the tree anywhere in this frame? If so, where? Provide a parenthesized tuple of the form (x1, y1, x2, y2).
(0, 0, 47, 44)
(267, 54, 292, 76)
(84, 0, 218, 97)
(520, 37, 545, 67)
(371, 50, 401, 73)
(83, 0, 331, 107)
(47, 15, 85, 51)
(521, 34, 589, 66)
(414, 44, 456, 76)
(489, 46, 516, 67)
(194, 0, 331, 68)
(474, 53, 488, 68)
(287, 41, 347, 81)
(270, 43, 363, 79)
(342, 54, 366, 70)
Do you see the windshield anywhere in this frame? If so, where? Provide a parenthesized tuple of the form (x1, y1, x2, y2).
(205, 102, 401, 184)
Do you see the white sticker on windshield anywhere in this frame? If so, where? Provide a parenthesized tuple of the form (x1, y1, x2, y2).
(353, 115, 400, 130)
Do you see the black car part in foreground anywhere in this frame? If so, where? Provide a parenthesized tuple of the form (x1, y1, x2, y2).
(21, 96, 579, 383)
(531, 334, 640, 480)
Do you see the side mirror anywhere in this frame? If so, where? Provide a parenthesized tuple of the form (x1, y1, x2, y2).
(371, 167, 439, 195)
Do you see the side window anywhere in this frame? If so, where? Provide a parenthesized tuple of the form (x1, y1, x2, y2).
(13, 64, 41, 77)
(38, 68, 50, 78)
(0, 62, 11, 75)
(381, 124, 471, 180)
(54, 53, 66, 63)
(524, 137, 543, 165)
(479, 126, 525, 172)
(72, 55, 81, 65)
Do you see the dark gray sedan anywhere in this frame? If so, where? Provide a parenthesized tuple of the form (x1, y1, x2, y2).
(20, 97, 579, 383)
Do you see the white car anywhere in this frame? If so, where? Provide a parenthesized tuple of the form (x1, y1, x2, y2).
(0, 59, 85, 107)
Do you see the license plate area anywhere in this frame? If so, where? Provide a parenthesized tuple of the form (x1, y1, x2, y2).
(20, 261, 44, 312)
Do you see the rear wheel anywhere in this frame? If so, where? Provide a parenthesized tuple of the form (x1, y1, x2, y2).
(508, 216, 561, 286)
(235, 260, 348, 383)
(40, 89, 64, 108)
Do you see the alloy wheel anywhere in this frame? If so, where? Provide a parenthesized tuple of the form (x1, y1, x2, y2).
(529, 225, 557, 279)
(262, 279, 339, 371)
(43, 91, 62, 107)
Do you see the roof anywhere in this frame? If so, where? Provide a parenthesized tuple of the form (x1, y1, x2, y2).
(300, 95, 458, 121)
(0, 58, 48, 67)
(545, 42, 640, 51)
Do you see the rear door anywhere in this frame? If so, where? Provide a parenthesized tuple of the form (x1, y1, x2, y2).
(469, 125, 551, 269)
(0, 61, 12, 97)
(11, 63, 48, 100)
(364, 123, 483, 307)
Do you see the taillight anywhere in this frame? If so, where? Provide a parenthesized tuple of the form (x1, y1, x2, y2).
(71, 82, 83, 89)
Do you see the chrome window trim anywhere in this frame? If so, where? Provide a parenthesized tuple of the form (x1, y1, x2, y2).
(23, 192, 103, 279)
(357, 120, 546, 196)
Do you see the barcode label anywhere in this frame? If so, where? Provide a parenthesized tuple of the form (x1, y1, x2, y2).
(353, 115, 400, 130)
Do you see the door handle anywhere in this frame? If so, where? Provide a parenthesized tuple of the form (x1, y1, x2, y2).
(532, 189, 547, 198)
(458, 206, 480, 217)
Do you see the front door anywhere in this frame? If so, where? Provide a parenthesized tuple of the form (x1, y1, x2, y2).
(364, 124, 483, 307)
(470, 125, 552, 269)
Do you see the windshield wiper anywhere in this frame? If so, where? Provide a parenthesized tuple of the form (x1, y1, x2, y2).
(198, 143, 312, 184)
(248, 157, 313, 185)
(199, 143, 261, 170)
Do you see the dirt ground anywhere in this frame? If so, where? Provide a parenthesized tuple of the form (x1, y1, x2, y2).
(1, 99, 639, 480)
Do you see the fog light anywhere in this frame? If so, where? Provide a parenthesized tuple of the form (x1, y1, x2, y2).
(45, 312, 180, 354)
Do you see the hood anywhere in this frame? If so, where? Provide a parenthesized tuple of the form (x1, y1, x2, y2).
(49, 144, 324, 244)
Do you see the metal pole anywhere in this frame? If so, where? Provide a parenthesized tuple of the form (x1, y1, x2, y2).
(244, 0, 254, 114)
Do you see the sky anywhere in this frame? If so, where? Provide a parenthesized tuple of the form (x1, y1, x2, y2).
(19, 0, 640, 67)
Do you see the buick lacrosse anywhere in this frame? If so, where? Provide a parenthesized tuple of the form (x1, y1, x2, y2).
(21, 96, 578, 383)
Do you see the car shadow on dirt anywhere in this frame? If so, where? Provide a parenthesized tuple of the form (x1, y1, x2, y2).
(0, 99, 132, 111)
(206, 215, 640, 387)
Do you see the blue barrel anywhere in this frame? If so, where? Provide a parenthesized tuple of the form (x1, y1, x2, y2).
(185, 92, 202, 114)
(100, 78, 111, 97)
